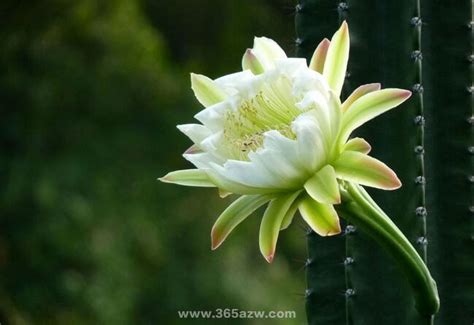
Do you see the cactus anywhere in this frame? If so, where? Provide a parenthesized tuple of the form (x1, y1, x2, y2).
(296, 0, 473, 324)
(422, 1, 474, 324)
(295, 3, 346, 325)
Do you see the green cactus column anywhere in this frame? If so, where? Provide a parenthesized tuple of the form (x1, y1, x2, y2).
(295, 2, 346, 324)
(342, 0, 430, 324)
(296, 0, 438, 324)
(422, 0, 474, 323)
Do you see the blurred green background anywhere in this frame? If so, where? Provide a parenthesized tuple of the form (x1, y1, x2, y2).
(0, 0, 309, 323)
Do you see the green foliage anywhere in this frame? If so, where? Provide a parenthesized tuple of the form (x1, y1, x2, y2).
(0, 0, 304, 324)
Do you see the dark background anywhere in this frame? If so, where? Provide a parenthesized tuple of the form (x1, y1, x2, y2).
(0, 0, 311, 323)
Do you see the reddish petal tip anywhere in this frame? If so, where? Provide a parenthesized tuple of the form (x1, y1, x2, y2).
(385, 174, 402, 190)
(210, 230, 222, 250)
(392, 177, 402, 190)
(265, 253, 275, 263)
(367, 83, 381, 91)
(211, 238, 220, 251)
(399, 89, 412, 99)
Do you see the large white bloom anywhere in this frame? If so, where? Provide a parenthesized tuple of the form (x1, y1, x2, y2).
(161, 22, 411, 262)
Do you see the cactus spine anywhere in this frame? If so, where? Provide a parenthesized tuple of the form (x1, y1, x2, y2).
(296, 0, 473, 324)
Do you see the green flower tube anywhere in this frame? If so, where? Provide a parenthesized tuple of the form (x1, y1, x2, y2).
(337, 182, 439, 316)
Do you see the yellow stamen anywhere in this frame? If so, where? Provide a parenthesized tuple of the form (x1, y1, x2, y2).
(222, 75, 303, 160)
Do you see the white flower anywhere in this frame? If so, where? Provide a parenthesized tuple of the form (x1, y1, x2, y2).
(161, 22, 411, 262)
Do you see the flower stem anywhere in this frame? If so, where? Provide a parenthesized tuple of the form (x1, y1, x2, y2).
(337, 182, 440, 316)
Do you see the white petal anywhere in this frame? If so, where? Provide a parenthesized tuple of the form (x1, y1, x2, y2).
(262, 130, 308, 174)
(214, 70, 255, 94)
(177, 124, 211, 145)
(296, 89, 329, 113)
(292, 67, 329, 97)
(274, 58, 308, 79)
(194, 101, 230, 131)
(198, 132, 228, 163)
(248, 149, 302, 186)
(295, 92, 331, 152)
(199, 131, 222, 152)
(206, 163, 277, 195)
(216, 122, 328, 190)
(291, 111, 327, 172)
(184, 145, 202, 154)
(222, 159, 286, 188)
(252, 37, 287, 70)
(182, 152, 215, 169)
(204, 129, 321, 191)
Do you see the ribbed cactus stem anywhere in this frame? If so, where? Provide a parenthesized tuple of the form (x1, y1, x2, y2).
(336, 3, 355, 325)
(422, 0, 474, 323)
(296, 0, 472, 323)
(342, 0, 430, 323)
(296, 2, 347, 324)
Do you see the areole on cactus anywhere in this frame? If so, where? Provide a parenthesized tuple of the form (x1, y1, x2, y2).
(160, 22, 439, 316)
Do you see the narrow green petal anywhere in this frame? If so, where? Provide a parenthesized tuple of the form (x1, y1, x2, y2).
(242, 49, 264, 74)
(338, 88, 412, 145)
(341, 83, 381, 112)
(304, 165, 340, 204)
(344, 137, 372, 154)
(159, 169, 215, 187)
(323, 21, 350, 96)
(280, 199, 300, 231)
(328, 90, 342, 141)
(298, 195, 341, 236)
(259, 191, 300, 262)
(211, 195, 271, 250)
(309, 38, 330, 73)
(333, 151, 402, 190)
(190, 73, 227, 107)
